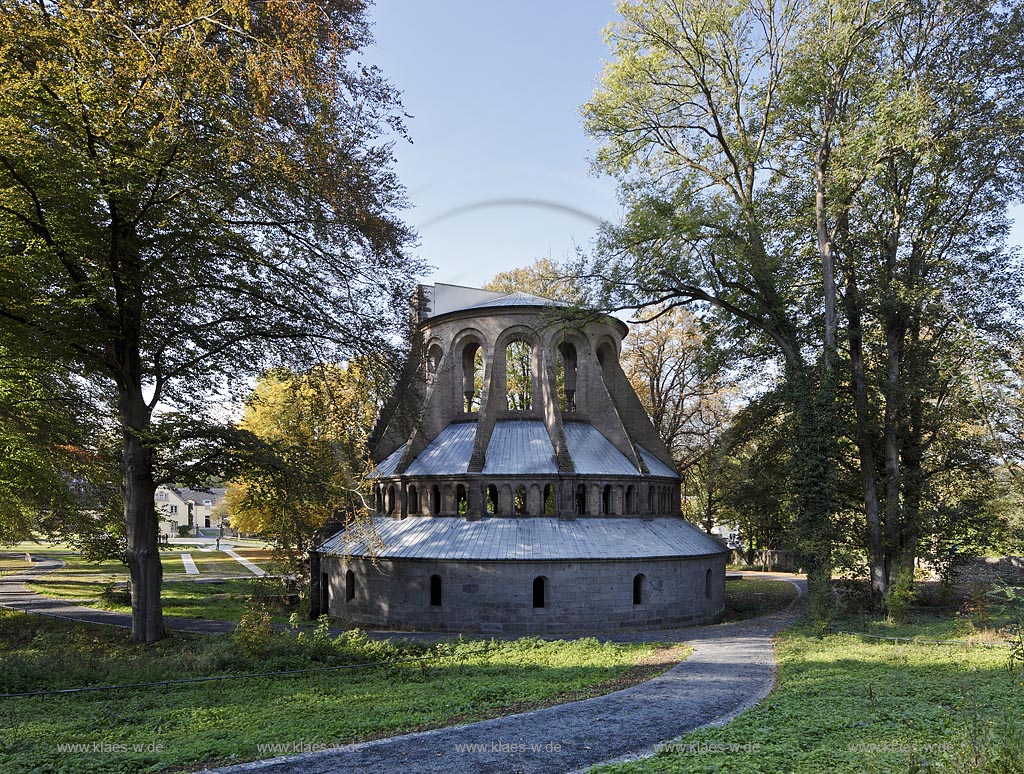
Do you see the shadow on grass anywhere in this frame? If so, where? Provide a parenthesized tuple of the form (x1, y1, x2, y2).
(0, 608, 674, 773)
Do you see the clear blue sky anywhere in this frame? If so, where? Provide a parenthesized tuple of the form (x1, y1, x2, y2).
(364, 2, 1024, 289)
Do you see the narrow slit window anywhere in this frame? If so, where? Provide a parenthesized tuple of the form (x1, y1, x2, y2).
(532, 576, 547, 609)
(430, 574, 442, 607)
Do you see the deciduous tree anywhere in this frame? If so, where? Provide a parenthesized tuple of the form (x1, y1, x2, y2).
(0, 0, 417, 641)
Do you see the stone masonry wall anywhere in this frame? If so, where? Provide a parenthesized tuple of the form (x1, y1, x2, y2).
(321, 554, 726, 634)
(954, 556, 1024, 586)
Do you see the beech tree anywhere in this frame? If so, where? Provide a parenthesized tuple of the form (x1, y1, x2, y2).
(0, 0, 417, 641)
(582, 0, 1024, 612)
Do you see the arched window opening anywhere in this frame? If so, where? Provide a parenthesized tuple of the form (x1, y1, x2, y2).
(514, 485, 528, 515)
(426, 343, 443, 381)
(462, 342, 484, 412)
(543, 485, 555, 515)
(430, 574, 443, 607)
(431, 485, 441, 515)
(601, 485, 612, 515)
(505, 339, 533, 411)
(456, 484, 468, 515)
(320, 572, 330, 612)
(345, 569, 355, 602)
(596, 341, 615, 382)
(705, 568, 713, 598)
(556, 342, 578, 412)
(633, 573, 645, 605)
(648, 487, 655, 514)
(625, 485, 635, 515)
(386, 485, 396, 516)
(575, 484, 587, 515)
(486, 484, 498, 515)
(408, 485, 419, 515)
(532, 576, 547, 609)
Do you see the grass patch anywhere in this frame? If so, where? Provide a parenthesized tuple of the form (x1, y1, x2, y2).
(0, 554, 32, 576)
(23, 550, 291, 623)
(0, 609, 683, 772)
(721, 578, 799, 622)
(27, 574, 293, 624)
(596, 616, 1023, 774)
(187, 549, 274, 576)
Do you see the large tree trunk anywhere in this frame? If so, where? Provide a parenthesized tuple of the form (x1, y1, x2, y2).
(898, 320, 926, 579)
(790, 364, 835, 617)
(120, 387, 165, 643)
(844, 270, 886, 607)
(900, 390, 924, 578)
(112, 228, 166, 644)
(882, 307, 905, 590)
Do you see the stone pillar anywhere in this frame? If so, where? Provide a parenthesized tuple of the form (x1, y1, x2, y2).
(467, 482, 483, 521)
(499, 484, 513, 515)
(527, 484, 542, 516)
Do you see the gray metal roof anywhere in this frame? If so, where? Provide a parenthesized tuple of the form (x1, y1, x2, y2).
(373, 420, 679, 479)
(482, 421, 558, 475)
(563, 422, 639, 476)
(404, 422, 476, 476)
(318, 516, 728, 560)
(639, 447, 678, 478)
(373, 446, 405, 477)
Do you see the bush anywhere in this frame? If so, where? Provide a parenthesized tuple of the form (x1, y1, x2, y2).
(885, 570, 915, 625)
(100, 582, 131, 607)
(233, 604, 274, 658)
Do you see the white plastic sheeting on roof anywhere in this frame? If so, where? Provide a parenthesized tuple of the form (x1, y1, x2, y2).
(482, 421, 558, 475)
(467, 291, 569, 309)
(318, 516, 728, 560)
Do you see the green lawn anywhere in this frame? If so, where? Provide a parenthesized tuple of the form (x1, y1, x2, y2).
(0, 609, 680, 773)
(596, 615, 1022, 773)
(0, 554, 31, 576)
(721, 577, 799, 622)
(186, 548, 274, 576)
(22, 548, 288, 623)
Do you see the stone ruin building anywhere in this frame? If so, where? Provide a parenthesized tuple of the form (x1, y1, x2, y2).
(311, 283, 726, 633)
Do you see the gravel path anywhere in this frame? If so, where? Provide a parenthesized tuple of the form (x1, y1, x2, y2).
(2, 557, 805, 773)
(204, 577, 805, 774)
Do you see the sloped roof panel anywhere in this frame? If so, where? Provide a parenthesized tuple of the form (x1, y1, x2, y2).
(563, 422, 639, 476)
(404, 422, 477, 476)
(370, 445, 405, 478)
(482, 421, 558, 475)
(639, 446, 679, 479)
(318, 516, 728, 559)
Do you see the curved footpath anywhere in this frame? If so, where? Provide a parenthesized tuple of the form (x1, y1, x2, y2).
(0, 556, 239, 634)
(1, 557, 805, 773)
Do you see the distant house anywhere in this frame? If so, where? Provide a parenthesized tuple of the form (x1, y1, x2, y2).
(155, 486, 227, 536)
